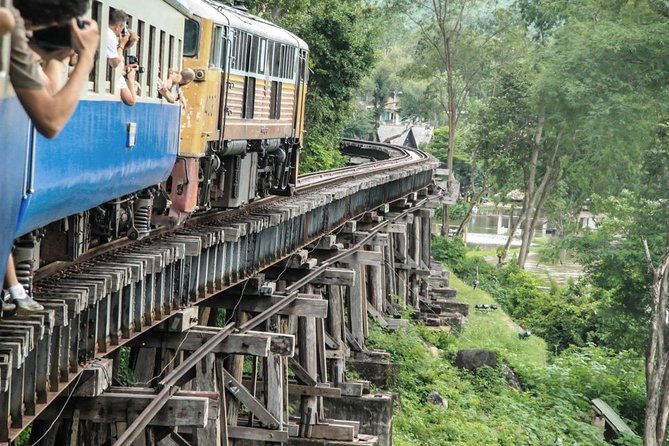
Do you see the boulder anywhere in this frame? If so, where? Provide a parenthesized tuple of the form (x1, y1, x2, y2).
(455, 349, 498, 371)
(426, 391, 448, 410)
(503, 364, 524, 392)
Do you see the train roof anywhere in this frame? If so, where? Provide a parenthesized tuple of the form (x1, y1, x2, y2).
(185, 0, 308, 51)
(164, 0, 193, 17)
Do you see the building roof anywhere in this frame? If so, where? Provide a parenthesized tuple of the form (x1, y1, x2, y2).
(377, 124, 433, 149)
(591, 398, 635, 436)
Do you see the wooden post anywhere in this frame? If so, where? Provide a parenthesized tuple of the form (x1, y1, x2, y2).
(394, 230, 408, 305)
(347, 253, 365, 350)
(264, 315, 284, 446)
(383, 231, 396, 310)
(298, 285, 318, 430)
(326, 285, 346, 386)
(224, 311, 247, 445)
(194, 353, 219, 446)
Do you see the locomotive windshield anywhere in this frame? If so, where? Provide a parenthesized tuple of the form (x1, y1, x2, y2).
(183, 18, 200, 57)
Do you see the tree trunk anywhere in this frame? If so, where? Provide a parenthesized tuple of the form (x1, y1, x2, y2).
(517, 114, 544, 268)
(444, 36, 456, 236)
(643, 232, 669, 446)
(441, 205, 450, 237)
(504, 203, 525, 252)
(455, 187, 486, 236)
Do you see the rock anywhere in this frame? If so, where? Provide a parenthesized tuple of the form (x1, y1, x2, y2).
(427, 391, 448, 410)
(455, 349, 498, 371)
(503, 364, 524, 392)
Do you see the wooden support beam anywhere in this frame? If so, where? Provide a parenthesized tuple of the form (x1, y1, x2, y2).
(309, 423, 355, 441)
(72, 359, 113, 397)
(263, 267, 355, 287)
(203, 294, 328, 318)
(242, 379, 342, 398)
(227, 426, 288, 442)
(221, 369, 281, 429)
(134, 330, 295, 357)
(288, 357, 317, 387)
(39, 391, 217, 427)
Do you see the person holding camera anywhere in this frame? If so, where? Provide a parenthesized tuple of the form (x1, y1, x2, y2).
(5, 0, 99, 313)
(118, 62, 138, 106)
(11, 0, 99, 138)
(106, 8, 129, 69)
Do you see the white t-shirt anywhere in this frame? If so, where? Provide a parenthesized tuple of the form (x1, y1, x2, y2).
(107, 28, 118, 60)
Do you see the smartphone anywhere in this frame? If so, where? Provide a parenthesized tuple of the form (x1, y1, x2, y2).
(30, 19, 86, 51)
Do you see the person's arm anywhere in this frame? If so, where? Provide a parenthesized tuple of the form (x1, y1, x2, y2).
(108, 32, 129, 68)
(159, 85, 178, 103)
(0, 7, 15, 37)
(15, 19, 99, 138)
(120, 65, 137, 106)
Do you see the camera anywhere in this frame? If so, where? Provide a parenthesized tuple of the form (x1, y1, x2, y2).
(30, 18, 86, 51)
(125, 55, 145, 74)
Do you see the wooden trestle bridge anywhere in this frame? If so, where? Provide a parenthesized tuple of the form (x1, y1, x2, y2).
(0, 140, 458, 446)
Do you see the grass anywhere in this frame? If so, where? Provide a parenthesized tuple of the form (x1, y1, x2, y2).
(449, 275, 548, 369)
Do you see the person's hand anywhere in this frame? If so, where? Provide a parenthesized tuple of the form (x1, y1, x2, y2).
(119, 31, 130, 48)
(70, 18, 99, 59)
(0, 7, 15, 37)
(125, 64, 138, 81)
(33, 47, 74, 64)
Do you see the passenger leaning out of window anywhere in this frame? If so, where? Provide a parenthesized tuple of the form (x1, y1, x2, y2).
(159, 67, 195, 107)
(5, 0, 99, 313)
(117, 31, 139, 106)
(106, 8, 129, 68)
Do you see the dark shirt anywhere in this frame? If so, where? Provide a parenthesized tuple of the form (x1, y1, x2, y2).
(9, 7, 43, 90)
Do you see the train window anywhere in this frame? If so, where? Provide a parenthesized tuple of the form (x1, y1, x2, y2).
(183, 19, 200, 58)
(159, 31, 166, 80)
(272, 42, 281, 78)
(169, 35, 175, 69)
(210, 25, 222, 68)
(247, 35, 256, 72)
(238, 31, 247, 71)
(242, 76, 255, 119)
(148, 26, 156, 97)
(258, 39, 267, 74)
(88, 0, 102, 92)
(280, 44, 286, 79)
(269, 81, 282, 119)
(177, 39, 183, 69)
(136, 20, 145, 91)
(230, 29, 238, 70)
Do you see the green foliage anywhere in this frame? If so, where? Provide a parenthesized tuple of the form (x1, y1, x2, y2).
(368, 281, 642, 445)
(117, 347, 137, 386)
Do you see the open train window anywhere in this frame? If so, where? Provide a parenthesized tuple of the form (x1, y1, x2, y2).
(169, 35, 175, 69)
(242, 76, 255, 119)
(148, 26, 156, 96)
(183, 19, 200, 57)
(269, 81, 281, 120)
(88, 0, 102, 92)
(159, 31, 166, 80)
(136, 20, 145, 90)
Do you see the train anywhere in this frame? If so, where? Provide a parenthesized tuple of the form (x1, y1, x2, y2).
(0, 0, 309, 289)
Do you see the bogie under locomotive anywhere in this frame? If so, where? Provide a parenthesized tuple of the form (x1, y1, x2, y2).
(0, 0, 308, 288)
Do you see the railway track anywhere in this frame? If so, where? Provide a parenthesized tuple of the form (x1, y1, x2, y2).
(0, 139, 438, 444)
